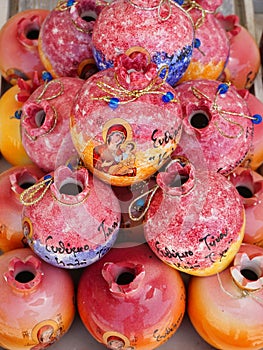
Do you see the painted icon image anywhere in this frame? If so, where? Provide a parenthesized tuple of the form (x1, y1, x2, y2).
(93, 119, 137, 177)
(30, 323, 59, 350)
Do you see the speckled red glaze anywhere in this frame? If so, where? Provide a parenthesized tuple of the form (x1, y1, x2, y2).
(216, 13, 261, 90)
(179, 8, 229, 82)
(238, 89, 263, 171)
(0, 9, 49, 84)
(229, 167, 263, 248)
(38, 0, 101, 78)
(70, 53, 183, 187)
(91, 0, 195, 85)
(21, 165, 121, 269)
(21, 77, 84, 172)
(0, 248, 75, 350)
(174, 79, 254, 175)
(188, 243, 263, 350)
(144, 158, 245, 276)
(0, 165, 45, 253)
(77, 242, 186, 350)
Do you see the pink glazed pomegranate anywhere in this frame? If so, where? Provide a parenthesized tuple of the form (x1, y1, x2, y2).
(174, 79, 257, 175)
(70, 52, 183, 187)
(0, 9, 49, 84)
(188, 243, 263, 350)
(143, 157, 245, 276)
(21, 76, 84, 172)
(229, 167, 263, 247)
(0, 248, 75, 350)
(0, 164, 45, 253)
(21, 165, 121, 268)
(217, 13, 261, 90)
(38, 0, 101, 79)
(91, 0, 195, 86)
(77, 242, 186, 350)
(179, 0, 229, 82)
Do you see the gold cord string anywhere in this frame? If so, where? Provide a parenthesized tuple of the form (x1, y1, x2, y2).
(50, 190, 90, 206)
(191, 85, 256, 139)
(216, 273, 263, 306)
(126, 0, 195, 23)
(92, 65, 178, 105)
(20, 176, 53, 206)
(128, 185, 159, 221)
(183, 0, 214, 29)
(36, 80, 64, 102)
(56, 0, 78, 11)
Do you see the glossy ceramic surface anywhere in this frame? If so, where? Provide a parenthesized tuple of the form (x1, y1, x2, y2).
(70, 52, 183, 187)
(0, 164, 44, 253)
(77, 242, 186, 350)
(21, 76, 84, 172)
(188, 243, 263, 349)
(0, 248, 75, 350)
(0, 9, 49, 84)
(21, 165, 121, 268)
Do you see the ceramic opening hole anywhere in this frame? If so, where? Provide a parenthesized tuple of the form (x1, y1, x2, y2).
(190, 111, 210, 129)
(15, 270, 36, 283)
(35, 109, 46, 127)
(59, 180, 83, 196)
(116, 271, 136, 285)
(169, 173, 189, 188)
(18, 173, 37, 190)
(80, 10, 97, 22)
(236, 185, 253, 198)
(240, 268, 259, 281)
(26, 28, 40, 40)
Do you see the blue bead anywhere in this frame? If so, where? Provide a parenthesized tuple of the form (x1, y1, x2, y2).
(217, 83, 229, 94)
(67, 163, 74, 171)
(162, 91, 174, 103)
(252, 114, 262, 124)
(67, 0, 75, 6)
(174, 0, 184, 5)
(194, 38, 201, 49)
(42, 71, 53, 82)
(135, 198, 145, 207)
(14, 110, 22, 119)
(109, 97, 119, 109)
(43, 174, 52, 185)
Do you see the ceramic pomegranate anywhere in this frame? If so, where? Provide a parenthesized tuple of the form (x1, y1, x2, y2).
(77, 242, 186, 350)
(143, 156, 245, 276)
(237, 89, 263, 172)
(229, 167, 263, 248)
(38, 0, 101, 79)
(217, 13, 261, 90)
(21, 76, 84, 172)
(70, 52, 183, 187)
(0, 248, 75, 350)
(174, 79, 258, 176)
(20, 165, 121, 268)
(179, 0, 229, 82)
(0, 164, 45, 253)
(91, 0, 195, 86)
(0, 84, 33, 166)
(188, 243, 263, 350)
(0, 9, 49, 85)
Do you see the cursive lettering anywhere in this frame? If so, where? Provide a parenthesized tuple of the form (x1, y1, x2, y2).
(45, 235, 89, 257)
(151, 128, 179, 149)
(155, 241, 193, 261)
(153, 313, 184, 342)
(199, 228, 229, 251)
(97, 219, 119, 241)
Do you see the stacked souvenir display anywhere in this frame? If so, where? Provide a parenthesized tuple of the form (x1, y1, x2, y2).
(0, 0, 263, 349)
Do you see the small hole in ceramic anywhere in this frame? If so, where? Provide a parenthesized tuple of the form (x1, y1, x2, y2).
(18, 174, 36, 190)
(190, 111, 210, 129)
(15, 270, 35, 283)
(169, 174, 189, 188)
(79, 63, 98, 80)
(80, 10, 97, 22)
(240, 268, 259, 281)
(236, 185, 253, 198)
(26, 29, 39, 40)
(59, 181, 83, 195)
(35, 110, 46, 127)
(116, 271, 135, 285)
